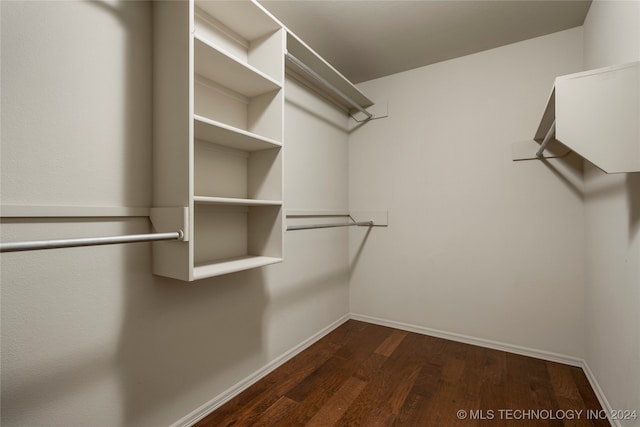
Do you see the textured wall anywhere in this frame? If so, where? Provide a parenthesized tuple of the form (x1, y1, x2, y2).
(349, 28, 587, 358)
(583, 0, 640, 421)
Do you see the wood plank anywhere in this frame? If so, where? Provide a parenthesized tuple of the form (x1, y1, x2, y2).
(480, 347, 507, 401)
(406, 335, 448, 400)
(546, 361, 594, 427)
(424, 346, 477, 427)
(278, 324, 396, 425)
(198, 320, 610, 427)
(305, 376, 367, 427)
(570, 368, 612, 427)
(285, 356, 352, 403)
(352, 352, 387, 382)
(394, 393, 436, 426)
(195, 335, 341, 426)
(360, 405, 397, 427)
(337, 332, 424, 424)
(528, 358, 564, 427)
(547, 361, 584, 402)
(374, 329, 408, 357)
(334, 322, 397, 361)
(251, 396, 298, 427)
(505, 353, 542, 427)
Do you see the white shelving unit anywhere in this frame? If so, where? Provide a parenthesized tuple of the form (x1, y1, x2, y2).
(513, 61, 640, 173)
(152, 0, 285, 281)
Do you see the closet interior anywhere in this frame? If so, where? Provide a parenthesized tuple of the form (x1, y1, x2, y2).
(1, 1, 638, 426)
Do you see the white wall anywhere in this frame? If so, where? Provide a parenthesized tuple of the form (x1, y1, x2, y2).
(582, 0, 640, 421)
(0, 1, 350, 425)
(0, 0, 151, 208)
(349, 28, 587, 358)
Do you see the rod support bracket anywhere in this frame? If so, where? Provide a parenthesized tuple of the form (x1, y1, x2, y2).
(150, 207, 190, 242)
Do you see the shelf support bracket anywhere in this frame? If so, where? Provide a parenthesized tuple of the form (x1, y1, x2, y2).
(150, 207, 190, 242)
(536, 119, 557, 157)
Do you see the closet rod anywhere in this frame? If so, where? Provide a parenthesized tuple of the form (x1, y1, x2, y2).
(285, 52, 373, 120)
(0, 231, 183, 253)
(536, 119, 557, 157)
(287, 221, 373, 231)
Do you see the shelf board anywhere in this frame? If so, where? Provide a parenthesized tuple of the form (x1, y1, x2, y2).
(194, 114, 282, 151)
(553, 61, 640, 173)
(195, 1, 281, 42)
(193, 255, 282, 279)
(522, 61, 640, 173)
(194, 36, 282, 98)
(193, 196, 282, 207)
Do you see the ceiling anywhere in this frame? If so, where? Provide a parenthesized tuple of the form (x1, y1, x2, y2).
(259, 0, 592, 83)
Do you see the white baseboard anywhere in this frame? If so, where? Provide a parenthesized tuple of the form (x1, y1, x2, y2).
(171, 313, 350, 427)
(350, 313, 583, 367)
(581, 360, 622, 427)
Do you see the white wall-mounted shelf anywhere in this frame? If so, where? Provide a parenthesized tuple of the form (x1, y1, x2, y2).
(194, 36, 282, 98)
(193, 255, 282, 280)
(152, 0, 377, 280)
(193, 196, 282, 207)
(153, 0, 284, 281)
(194, 114, 282, 151)
(195, 1, 281, 46)
(194, 0, 283, 84)
(514, 61, 640, 173)
(194, 140, 282, 201)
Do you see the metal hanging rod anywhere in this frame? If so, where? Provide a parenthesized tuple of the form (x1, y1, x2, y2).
(285, 52, 373, 121)
(536, 119, 557, 157)
(287, 221, 373, 231)
(0, 231, 184, 253)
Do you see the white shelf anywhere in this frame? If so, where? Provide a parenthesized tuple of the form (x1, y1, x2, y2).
(153, 1, 285, 281)
(194, 36, 281, 98)
(194, 114, 282, 151)
(195, 1, 281, 42)
(193, 196, 282, 206)
(193, 255, 282, 279)
(515, 61, 640, 173)
(554, 61, 640, 173)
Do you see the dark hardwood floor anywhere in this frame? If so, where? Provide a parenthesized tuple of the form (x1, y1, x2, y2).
(196, 320, 609, 427)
